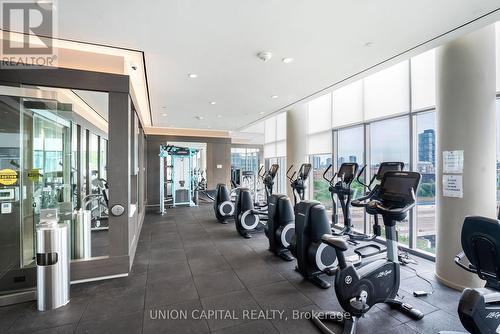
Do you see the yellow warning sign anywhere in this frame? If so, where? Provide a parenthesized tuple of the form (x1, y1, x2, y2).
(28, 169, 43, 181)
(0, 169, 17, 186)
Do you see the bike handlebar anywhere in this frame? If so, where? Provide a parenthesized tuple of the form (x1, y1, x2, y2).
(454, 251, 477, 274)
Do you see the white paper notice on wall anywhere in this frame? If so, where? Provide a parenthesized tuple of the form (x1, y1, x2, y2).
(216, 164, 222, 169)
(443, 174, 463, 198)
(443, 150, 464, 174)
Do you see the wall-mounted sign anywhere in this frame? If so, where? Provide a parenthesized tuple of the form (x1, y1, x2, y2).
(0, 169, 17, 186)
(28, 168, 43, 181)
(443, 150, 464, 174)
(443, 174, 463, 198)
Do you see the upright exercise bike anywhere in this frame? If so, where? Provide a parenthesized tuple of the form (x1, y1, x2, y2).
(312, 171, 424, 333)
(439, 215, 500, 334)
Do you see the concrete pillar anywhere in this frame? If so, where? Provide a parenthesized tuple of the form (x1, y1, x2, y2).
(435, 25, 497, 289)
(286, 105, 308, 199)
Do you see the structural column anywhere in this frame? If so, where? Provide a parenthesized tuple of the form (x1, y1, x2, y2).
(286, 104, 308, 199)
(435, 26, 496, 289)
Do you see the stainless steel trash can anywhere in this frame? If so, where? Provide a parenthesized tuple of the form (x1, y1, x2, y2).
(73, 209, 91, 260)
(36, 219, 70, 311)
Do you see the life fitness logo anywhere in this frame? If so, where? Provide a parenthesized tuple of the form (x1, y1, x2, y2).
(0, 168, 17, 185)
(376, 270, 392, 278)
(344, 276, 352, 285)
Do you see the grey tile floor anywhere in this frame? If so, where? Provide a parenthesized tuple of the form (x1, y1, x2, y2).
(0, 204, 466, 333)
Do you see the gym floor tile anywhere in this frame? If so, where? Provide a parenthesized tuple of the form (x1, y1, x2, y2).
(142, 299, 210, 334)
(188, 254, 232, 276)
(200, 290, 262, 331)
(193, 269, 246, 298)
(9, 296, 88, 333)
(249, 281, 312, 311)
(405, 309, 466, 333)
(145, 276, 199, 308)
(75, 312, 143, 334)
(233, 263, 286, 288)
(212, 319, 279, 334)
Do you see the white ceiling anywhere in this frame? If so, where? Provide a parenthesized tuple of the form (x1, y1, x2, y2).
(49, 1, 500, 131)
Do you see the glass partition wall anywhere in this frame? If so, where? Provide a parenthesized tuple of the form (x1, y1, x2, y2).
(0, 67, 143, 303)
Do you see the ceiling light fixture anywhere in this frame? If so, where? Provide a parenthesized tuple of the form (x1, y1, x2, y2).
(188, 73, 198, 78)
(162, 113, 167, 117)
(364, 42, 373, 47)
(257, 51, 272, 62)
(271, 95, 278, 99)
(258, 111, 265, 115)
(210, 101, 217, 105)
(216, 114, 222, 118)
(282, 57, 294, 64)
(196, 116, 205, 120)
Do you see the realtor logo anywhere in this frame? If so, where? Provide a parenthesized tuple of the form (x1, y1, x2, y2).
(1, 1, 58, 68)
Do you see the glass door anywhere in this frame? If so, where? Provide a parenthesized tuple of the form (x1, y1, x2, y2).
(0, 86, 71, 293)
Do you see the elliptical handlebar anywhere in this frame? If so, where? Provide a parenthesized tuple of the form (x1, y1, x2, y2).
(286, 165, 295, 181)
(258, 165, 265, 178)
(356, 164, 370, 189)
(322, 164, 337, 185)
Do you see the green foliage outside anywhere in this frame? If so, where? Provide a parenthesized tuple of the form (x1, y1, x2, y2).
(417, 182, 435, 199)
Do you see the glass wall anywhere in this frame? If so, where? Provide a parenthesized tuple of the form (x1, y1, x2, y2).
(370, 117, 410, 244)
(310, 154, 333, 209)
(415, 112, 436, 253)
(337, 126, 365, 231)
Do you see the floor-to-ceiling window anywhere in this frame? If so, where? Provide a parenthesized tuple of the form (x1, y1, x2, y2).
(337, 125, 365, 232)
(310, 154, 333, 210)
(263, 113, 287, 194)
(370, 116, 410, 244)
(415, 111, 437, 253)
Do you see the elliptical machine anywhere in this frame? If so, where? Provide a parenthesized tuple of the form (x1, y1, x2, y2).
(286, 163, 312, 205)
(234, 164, 279, 238)
(255, 164, 279, 207)
(312, 171, 424, 334)
(265, 194, 295, 261)
(323, 163, 362, 241)
(214, 183, 235, 223)
(439, 216, 500, 334)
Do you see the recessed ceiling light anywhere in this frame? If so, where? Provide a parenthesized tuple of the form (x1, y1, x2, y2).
(364, 42, 373, 47)
(161, 106, 167, 109)
(257, 51, 272, 62)
(162, 113, 167, 117)
(188, 73, 198, 78)
(196, 116, 205, 120)
(210, 101, 217, 105)
(207, 125, 212, 129)
(282, 57, 294, 64)
(258, 111, 265, 115)
(271, 95, 278, 99)
(216, 114, 222, 118)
